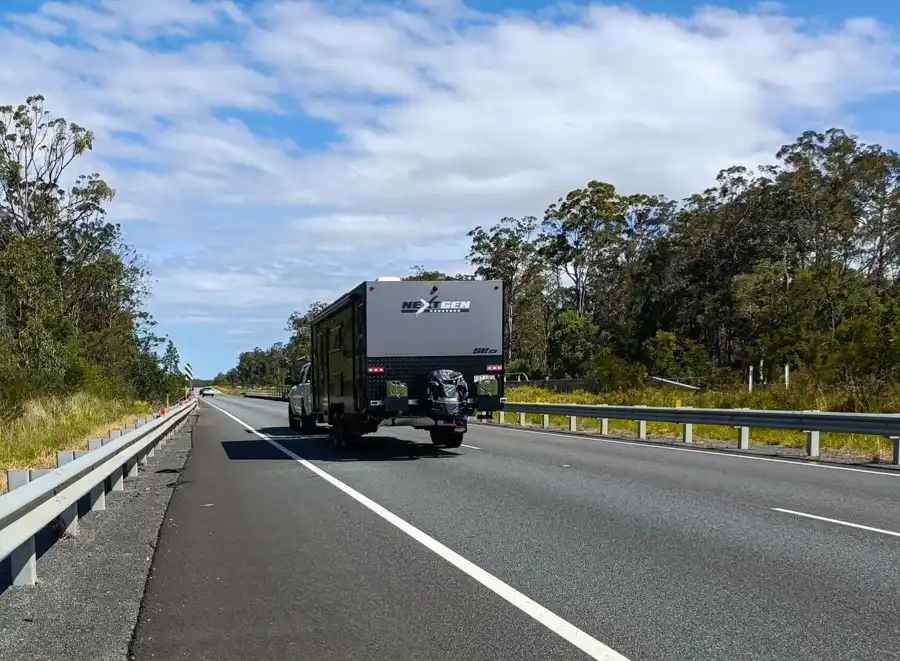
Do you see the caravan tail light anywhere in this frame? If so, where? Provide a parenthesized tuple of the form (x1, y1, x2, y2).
(367, 366, 385, 374)
(486, 365, 503, 372)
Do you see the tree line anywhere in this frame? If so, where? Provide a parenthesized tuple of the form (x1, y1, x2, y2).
(218, 126, 900, 397)
(1, 95, 187, 420)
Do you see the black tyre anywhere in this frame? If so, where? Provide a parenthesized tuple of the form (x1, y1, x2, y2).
(430, 428, 463, 448)
(331, 413, 345, 448)
(301, 408, 318, 434)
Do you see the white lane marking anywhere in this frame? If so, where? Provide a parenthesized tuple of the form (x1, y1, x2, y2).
(202, 400, 629, 661)
(475, 423, 900, 479)
(461, 443, 482, 450)
(771, 508, 900, 538)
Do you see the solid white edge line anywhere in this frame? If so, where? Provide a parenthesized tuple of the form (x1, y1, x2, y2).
(771, 508, 900, 538)
(461, 443, 482, 450)
(202, 399, 629, 661)
(474, 422, 900, 479)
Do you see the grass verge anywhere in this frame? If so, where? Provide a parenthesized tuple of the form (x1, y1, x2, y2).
(505, 385, 896, 462)
(0, 392, 153, 493)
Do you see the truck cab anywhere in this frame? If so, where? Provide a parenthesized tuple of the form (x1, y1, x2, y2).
(286, 362, 318, 433)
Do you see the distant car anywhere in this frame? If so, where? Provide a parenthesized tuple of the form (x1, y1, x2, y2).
(199, 387, 214, 397)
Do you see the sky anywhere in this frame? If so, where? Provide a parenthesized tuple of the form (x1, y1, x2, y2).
(1, 0, 899, 378)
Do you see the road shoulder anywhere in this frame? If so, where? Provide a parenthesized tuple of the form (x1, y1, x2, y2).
(0, 414, 197, 661)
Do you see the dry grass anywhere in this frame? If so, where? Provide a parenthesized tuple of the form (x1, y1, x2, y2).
(0, 392, 153, 493)
(505, 385, 895, 460)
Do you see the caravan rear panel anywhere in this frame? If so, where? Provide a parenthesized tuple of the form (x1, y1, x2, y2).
(363, 280, 505, 412)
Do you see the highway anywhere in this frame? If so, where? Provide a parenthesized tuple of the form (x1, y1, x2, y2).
(131, 394, 900, 660)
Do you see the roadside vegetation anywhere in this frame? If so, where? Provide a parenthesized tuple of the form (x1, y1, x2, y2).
(219, 126, 900, 403)
(0, 95, 186, 487)
(506, 384, 896, 460)
(0, 393, 154, 493)
(217, 125, 900, 459)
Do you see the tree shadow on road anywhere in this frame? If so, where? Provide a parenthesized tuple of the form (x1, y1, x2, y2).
(221, 425, 460, 462)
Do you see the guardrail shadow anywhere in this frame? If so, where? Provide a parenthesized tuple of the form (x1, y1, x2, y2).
(0, 492, 114, 593)
(221, 425, 460, 462)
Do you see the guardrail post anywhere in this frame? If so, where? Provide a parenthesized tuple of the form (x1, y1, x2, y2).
(125, 455, 138, 479)
(891, 436, 900, 466)
(542, 413, 549, 429)
(498, 411, 505, 424)
(104, 430, 124, 492)
(569, 415, 577, 432)
(8, 471, 37, 586)
(598, 404, 609, 435)
(682, 406, 693, 443)
(737, 409, 750, 450)
(737, 425, 750, 449)
(138, 446, 149, 465)
(806, 429, 820, 459)
(519, 412, 526, 426)
(804, 410, 820, 459)
(56, 452, 80, 537)
(636, 405, 647, 440)
(86, 440, 106, 512)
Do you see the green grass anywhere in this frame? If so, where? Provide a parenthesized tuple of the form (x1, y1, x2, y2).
(505, 384, 897, 461)
(0, 392, 153, 493)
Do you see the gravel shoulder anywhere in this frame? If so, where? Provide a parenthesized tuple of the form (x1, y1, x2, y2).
(0, 410, 198, 661)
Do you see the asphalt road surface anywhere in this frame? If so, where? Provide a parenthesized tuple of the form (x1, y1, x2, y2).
(131, 395, 900, 661)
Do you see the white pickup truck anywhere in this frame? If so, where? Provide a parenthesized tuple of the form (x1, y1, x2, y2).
(287, 361, 318, 433)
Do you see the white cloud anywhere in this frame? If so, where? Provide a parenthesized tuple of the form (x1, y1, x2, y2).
(2, 0, 900, 370)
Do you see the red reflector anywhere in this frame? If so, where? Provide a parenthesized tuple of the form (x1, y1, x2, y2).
(367, 366, 384, 374)
(486, 365, 502, 372)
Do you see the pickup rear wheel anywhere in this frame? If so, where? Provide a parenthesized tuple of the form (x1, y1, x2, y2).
(288, 404, 301, 431)
(300, 405, 318, 434)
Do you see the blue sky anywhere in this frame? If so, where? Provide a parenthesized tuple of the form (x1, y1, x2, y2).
(1, 0, 899, 378)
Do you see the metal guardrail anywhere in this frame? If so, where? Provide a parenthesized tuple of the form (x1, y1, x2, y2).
(243, 388, 289, 401)
(497, 403, 900, 464)
(0, 397, 198, 587)
(239, 387, 900, 463)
